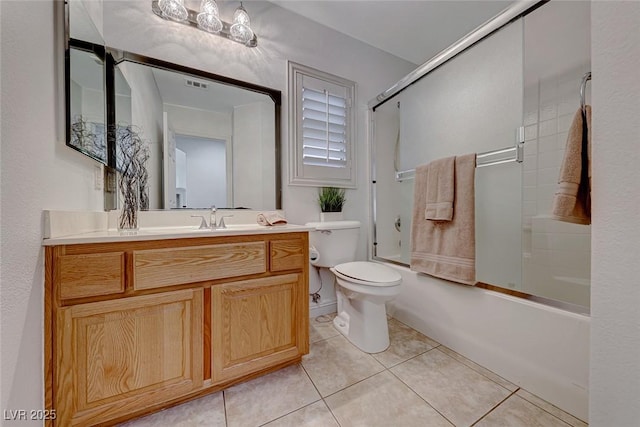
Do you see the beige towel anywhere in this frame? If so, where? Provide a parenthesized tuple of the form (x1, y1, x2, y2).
(425, 156, 455, 221)
(257, 211, 287, 226)
(410, 154, 477, 285)
(551, 105, 591, 225)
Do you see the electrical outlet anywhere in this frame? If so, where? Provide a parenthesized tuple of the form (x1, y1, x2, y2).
(94, 165, 103, 190)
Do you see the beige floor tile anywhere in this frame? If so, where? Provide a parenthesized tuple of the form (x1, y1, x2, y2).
(224, 364, 320, 427)
(263, 401, 339, 427)
(438, 346, 518, 392)
(309, 314, 340, 343)
(516, 389, 588, 427)
(476, 394, 572, 427)
(302, 334, 385, 397)
(391, 348, 511, 426)
(372, 318, 439, 368)
(117, 391, 225, 427)
(326, 371, 453, 427)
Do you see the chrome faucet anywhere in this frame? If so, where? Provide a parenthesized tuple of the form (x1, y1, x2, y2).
(217, 215, 233, 229)
(210, 206, 217, 229)
(191, 215, 209, 229)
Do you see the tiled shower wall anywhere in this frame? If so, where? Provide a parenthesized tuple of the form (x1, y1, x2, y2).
(522, 66, 591, 308)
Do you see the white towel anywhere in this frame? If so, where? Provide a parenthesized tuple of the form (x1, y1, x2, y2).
(257, 211, 287, 226)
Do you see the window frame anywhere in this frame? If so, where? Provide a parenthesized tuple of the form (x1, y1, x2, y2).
(288, 61, 357, 188)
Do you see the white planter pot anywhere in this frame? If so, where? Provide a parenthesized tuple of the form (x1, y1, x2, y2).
(320, 212, 343, 222)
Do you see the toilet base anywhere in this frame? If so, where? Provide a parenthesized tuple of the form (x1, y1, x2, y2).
(333, 289, 390, 353)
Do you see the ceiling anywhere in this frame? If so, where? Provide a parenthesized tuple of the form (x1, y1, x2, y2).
(269, 0, 514, 65)
(151, 67, 271, 113)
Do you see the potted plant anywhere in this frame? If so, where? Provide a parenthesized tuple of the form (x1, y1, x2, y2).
(318, 187, 346, 221)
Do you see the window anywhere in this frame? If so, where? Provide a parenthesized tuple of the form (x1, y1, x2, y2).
(289, 62, 356, 188)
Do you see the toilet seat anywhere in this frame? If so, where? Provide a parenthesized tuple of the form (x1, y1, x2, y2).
(332, 261, 402, 287)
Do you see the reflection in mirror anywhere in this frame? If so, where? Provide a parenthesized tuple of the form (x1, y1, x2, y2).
(66, 0, 107, 164)
(68, 0, 103, 44)
(68, 44, 106, 163)
(114, 57, 278, 210)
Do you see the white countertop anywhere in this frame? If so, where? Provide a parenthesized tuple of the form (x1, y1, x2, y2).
(42, 224, 315, 246)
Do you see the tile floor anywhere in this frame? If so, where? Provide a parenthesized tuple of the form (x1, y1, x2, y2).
(120, 315, 588, 427)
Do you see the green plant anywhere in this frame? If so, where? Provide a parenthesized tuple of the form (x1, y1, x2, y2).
(318, 187, 346, 212)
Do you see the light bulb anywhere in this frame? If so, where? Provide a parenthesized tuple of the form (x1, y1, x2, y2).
(197, 0, 223, 34)
(230, 3, 254, 44)
(158, 0, 188, 22)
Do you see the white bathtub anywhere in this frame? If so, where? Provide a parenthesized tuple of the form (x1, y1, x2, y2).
(384, 262, 590, 422)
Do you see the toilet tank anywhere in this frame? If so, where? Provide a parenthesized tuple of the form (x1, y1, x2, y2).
(306, 220, 361, 268)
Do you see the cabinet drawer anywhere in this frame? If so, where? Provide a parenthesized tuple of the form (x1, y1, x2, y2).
(133, 242, 266, 290)
(58, 252, 125, 299)
(270, 239, 305, 272)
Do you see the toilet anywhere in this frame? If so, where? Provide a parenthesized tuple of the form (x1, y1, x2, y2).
(306, 220, 402, 353)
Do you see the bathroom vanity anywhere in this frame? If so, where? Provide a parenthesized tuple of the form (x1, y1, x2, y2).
(43, 226, 309, 426)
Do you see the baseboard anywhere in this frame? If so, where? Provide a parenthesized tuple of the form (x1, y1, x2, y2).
(309, 300, 337, 318)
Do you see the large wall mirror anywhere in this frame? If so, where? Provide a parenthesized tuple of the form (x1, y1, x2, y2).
(65, 0, 282, 210)
(112, 52, 281, 210)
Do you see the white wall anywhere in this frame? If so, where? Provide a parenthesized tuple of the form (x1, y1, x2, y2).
(233, 102, 276, 210)
(119, 62, 164, 209)
(164, 103, 231, 141)
(175, 135, 227, 208)
(1, 0, 103, 422)
(590, 1, 640, 425)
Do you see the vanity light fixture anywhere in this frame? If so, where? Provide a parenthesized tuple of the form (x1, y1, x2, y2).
(152, 0, 258, 47)
(157, 0, 188, 22)
(197, 0, 223, 34)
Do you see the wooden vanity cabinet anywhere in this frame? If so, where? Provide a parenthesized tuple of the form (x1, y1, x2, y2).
(211, 273, 305, 383)
(45, 232, 309, 427)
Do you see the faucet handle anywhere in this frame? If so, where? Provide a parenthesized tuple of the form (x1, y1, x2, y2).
(217, 215, 233, 229)
(191, 215, 209, 229)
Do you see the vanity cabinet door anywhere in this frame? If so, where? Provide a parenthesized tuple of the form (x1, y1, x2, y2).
(55, 289, 203, 426)
(211, 274, 308, 383)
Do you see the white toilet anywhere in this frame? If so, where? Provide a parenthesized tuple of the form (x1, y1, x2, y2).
(306, 220, 402, 353)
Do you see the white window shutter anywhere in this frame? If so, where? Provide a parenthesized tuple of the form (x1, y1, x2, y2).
(289, 62, 356, 188)
(301, 86, 347, 168)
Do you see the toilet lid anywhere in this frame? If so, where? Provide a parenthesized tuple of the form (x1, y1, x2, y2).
(333, 261, 402, 286)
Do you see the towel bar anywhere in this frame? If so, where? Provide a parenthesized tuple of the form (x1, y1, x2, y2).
(395, 143, 523, 182)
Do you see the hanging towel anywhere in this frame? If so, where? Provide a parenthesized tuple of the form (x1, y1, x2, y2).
(551, 105, 592, 225)
(257, 211, 288, 226)
(410, 153, 477, 285)
(424, 156, 455, 221)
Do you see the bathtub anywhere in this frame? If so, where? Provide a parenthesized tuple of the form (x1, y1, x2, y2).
(383, 262, 590, 422)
